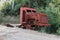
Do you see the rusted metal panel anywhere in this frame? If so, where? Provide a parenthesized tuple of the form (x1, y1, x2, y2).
(20, 6, 50, 29)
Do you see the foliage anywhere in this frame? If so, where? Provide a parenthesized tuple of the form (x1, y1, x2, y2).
(57, 28, 60, 35)
(0, 11, 4, 23)
(36, 0, 60, 34)
(1, 0, 51, 16)
(1, 0, 22, 16)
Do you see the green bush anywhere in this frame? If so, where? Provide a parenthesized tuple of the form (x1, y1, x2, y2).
(44, 23, 58, 34)
(57, 28, 60, 35)
(0, 12, 4, 24)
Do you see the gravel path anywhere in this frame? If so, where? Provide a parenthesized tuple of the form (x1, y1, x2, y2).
(0, 25, 60, 40)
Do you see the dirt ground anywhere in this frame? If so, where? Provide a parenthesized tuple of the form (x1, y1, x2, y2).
(0, 25, 60, 40)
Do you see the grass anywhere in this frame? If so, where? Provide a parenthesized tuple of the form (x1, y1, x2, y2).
(0, 15, 20, 24)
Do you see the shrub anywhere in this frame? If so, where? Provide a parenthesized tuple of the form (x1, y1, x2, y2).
(0, 12, 4, 24)
(45, 24, 58, 34)
(57, 28, 60, 35)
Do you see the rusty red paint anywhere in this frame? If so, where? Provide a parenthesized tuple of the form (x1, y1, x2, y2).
(20, 6, 50, 29)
